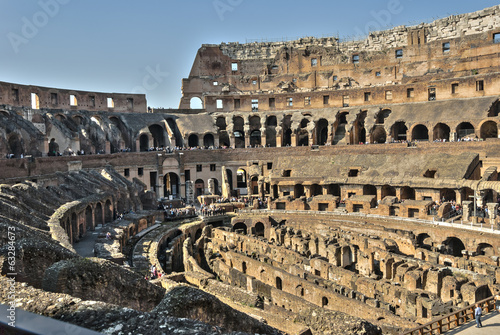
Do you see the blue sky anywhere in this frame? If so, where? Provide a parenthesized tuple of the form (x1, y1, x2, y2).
(1, 0, 499, 108)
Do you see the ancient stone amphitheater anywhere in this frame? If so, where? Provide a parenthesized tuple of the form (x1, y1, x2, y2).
(2, 5, 500, 335)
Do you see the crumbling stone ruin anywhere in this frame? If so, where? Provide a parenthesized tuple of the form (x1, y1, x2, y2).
(2, 5, 500, 335)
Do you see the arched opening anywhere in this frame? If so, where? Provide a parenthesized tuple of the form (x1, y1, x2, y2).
(442, 237, 465, 257)
(236, 169, 247, 188)
(363, 185, 377, 197)
(371, 126, 387, 144)
(392, 121, 408, 141)
(327, 184, 341, 196)
(164, 173, 180, 198)
(381, 185, 396, 199)
(203, 133, 215, 147)
(148, 124, 165, 148)
(7, 133, 24, 158)
(219, 132, 230, 147)
(232, 222, 247, 234)
(216, 117, 227, 130)
(351, 111, 367, 144)
(456, 122, 475, 140)
(412, 124, 429, 141)
(94, 203, 103, 227)
(276, 277, 283, 290)
(139, 134, 149, 152)
(480, 121, 498, 140)
(190, 97, 203, 109)
(294, 184, 304, 199)
(310, 184, 322, 197)
(233, 116, 245, 148)
(31, 93, 40, 109)
(250, 130, 261, 147)
(477, 243, 495, 256)
(266, 115, 277, 147)
(316, 118, 329, 145)
(255, 222, 265, 237)
(188, 134, 199, 148)
(85, 206, 94, 231)
(333, 112, 348, 145)
(400, 186, 415, 200)
(296, 285, 304, 297)
(282, 115, 292, 146)
(433, 123, 451, 141)
(440, 188, 456, 202)
(416, 233, 433, 250)
(104, 200, 113, 223)
(250, 176, 259, 195)
(195, 178, 204, 197)
(376, 109, 391, 124)
(322, 296, 329, 307)
(166, 118, 183, 147)
(297, 119, 309, 146)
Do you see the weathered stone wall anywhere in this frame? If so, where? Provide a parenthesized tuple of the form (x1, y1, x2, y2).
(42, 257, 165, 312)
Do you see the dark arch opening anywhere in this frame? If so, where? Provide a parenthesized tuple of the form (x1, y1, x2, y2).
(456, 122, 475, 140)
(480, 121, 498, 140)
(416, 233, 433, 250)
(412, 124, 429, 141)
(255, 222, 265, 237)
(139, 134, 149, 152)
(203, 133, 215, 147)
(164, 172, 180, 198)
(442, 237, 465, 257)
(232, 222, 247, 235)
(433, 123, 451, 141)
(188, 134, 199, 148)
(316, 118, 329, 145)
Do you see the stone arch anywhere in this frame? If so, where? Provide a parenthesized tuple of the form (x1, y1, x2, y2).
(416, 233, 433, 250)
(165, 118, 183, 147)
(233, 116, 245, 148)
(255, 222, 265, 237)
(109, 116, 131, 152)
(363, 185, 377, 197)
(391, 121, 408, 141)
(487, 100, 500, 117)
(148, 124, 165, 148)
(351, 111, 367, 144)
(322, 296, 329, 307)
(139, 133, 149, 152)
(203, 133, 215, 147)
(190, 97, 203, 109)
(236, 168, 247, 188)
(456, 122, 475, 140)
(266, 115, 277, 147)
(296, 285, 304, 297)
(327, 184, 341, 196)
(85, 205, 94, 231)
(400, 186, 415, 200)
(433, 123, 451, 141)
(294, 184, 304, 199)
(411, 124, 429, 141)
(371, 125, 386, 144)
(316, 118, 329, 145)
(195, 178, 204, 197)
(282, 115, 293, 146)
(479, 120, 498, 139)
(333, 112, 348, 145)
(250, 130, 261, 147)
(194, 228, 202, 241)
(440, 188, 456, 202)
(216, 117, 227, 130)
(442, 237, 465, 257)
(381, 185, 396, 199)
(477, 243, 495, 256)
(375, 109, 391, 124)
(232, 222, 247, 234)
(276, 276, 283, 290)
(219, 132, 230, 147)
(95, 202, 104, 227)
(188, 134, 199, 148)
(165, 172, 180, 198)
(7, 133, 24, 158)
(242, 261, 247, 274)
(310, 184, 322, 197)
(297, 119, 310, 146)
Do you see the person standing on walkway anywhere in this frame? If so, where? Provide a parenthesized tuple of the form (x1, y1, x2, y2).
(475, 303, 483, 328)
(495, 295, 500, 313)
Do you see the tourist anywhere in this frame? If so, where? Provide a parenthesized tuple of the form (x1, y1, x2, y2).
(496, 295, 500, 313)
(474, 303, 482, 328)
(106, 232, 111, 240)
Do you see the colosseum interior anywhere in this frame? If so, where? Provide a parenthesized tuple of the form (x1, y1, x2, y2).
(2, 5, 500, 335)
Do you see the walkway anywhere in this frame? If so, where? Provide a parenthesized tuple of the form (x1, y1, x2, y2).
(73, 225, 102, 257)
(436, 312, 500, 335)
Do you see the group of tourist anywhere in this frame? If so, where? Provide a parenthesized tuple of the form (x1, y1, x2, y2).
(199, 203, 226, 217)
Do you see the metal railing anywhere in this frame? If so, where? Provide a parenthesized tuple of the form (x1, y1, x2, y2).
(400, 296, 496, 335)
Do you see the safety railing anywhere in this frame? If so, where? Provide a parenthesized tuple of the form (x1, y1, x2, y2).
(400, 296, 496, 335)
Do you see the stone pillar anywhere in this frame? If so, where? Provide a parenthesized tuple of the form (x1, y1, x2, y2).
(450, 131, 457, 142)
(304, 186, 312, 198)
(487, 202, 498, 226)
(157, 174, 164, 199)
(260, 127, 266, 147)
(291, 133, 298, 147)
(105, 141, 111, 154)
(322, 185, 328, 195)
(462, 201, 472, 221)
(186, 180, 194, 204)
(135, 138, 141, 152)
(229, 135, 235, 148)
